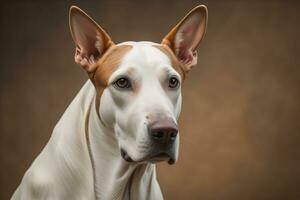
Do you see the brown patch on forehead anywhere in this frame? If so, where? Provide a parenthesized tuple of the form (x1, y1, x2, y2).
(154, 44, 186, 80)
(91, 44, 132, 117)
(93, 44, 132, 87)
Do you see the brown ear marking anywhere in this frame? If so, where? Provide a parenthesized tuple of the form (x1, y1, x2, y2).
(69, 6, 114, 49)
(69, 6, 114, 73)
(162, 5, 208, 48)
(161, 5, 208, 72)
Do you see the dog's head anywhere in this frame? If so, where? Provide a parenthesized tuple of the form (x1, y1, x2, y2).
(69, 5, 207, 164)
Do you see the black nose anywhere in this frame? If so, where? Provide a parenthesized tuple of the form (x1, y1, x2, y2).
(148, 120, 178, 145)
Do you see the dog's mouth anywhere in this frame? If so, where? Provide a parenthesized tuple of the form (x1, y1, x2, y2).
(120, 148, 175, 165)
(148, 152, 175, 164)
(120, 148, 134, 162)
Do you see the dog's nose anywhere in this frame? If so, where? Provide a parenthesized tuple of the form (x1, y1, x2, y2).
(148, 120, 178, 145)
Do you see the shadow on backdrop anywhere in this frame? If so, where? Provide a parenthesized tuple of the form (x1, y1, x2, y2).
(0, 1, 300, 199)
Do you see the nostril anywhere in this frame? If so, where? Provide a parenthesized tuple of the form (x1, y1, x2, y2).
(148, 119, 178, 144)
(152, 131, 164, 139)
(170, 132, 178, 140)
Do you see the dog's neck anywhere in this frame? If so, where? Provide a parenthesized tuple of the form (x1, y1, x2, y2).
(86, 92, 162, 200)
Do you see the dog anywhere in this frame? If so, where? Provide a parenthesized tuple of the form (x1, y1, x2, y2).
(11, 5, 207, 200)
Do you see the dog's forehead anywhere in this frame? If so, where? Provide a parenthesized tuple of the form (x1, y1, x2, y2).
(117, 41, 173, 72)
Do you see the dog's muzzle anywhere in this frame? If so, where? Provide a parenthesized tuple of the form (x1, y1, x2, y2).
(121, 118, 178, 165)
(120, 146, 177, 165)
(148, 118, 178, 146)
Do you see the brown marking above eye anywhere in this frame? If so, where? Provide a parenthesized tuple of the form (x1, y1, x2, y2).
(91, 44, 133, 117)
(93, 45, 133, 87)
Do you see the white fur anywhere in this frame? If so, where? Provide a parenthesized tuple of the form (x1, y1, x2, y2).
(12, 42, 182, 200)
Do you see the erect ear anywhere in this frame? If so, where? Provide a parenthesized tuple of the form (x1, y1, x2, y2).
(69, 6, 114, 73)
(162, 5, 208, 72)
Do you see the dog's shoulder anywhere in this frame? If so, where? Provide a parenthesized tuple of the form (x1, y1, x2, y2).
(12, 80, 96, 200)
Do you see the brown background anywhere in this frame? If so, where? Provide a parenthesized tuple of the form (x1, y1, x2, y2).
(1, 1, 300, 199)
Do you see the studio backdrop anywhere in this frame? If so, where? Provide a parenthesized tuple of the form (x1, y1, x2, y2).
(0, 1, 299, 199)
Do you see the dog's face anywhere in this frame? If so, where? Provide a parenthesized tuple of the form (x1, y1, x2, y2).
(98, 42, 183, 164)
(69, 5, 207, 164)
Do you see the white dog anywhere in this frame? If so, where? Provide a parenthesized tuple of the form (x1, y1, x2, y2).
(12, 5, 207, 200)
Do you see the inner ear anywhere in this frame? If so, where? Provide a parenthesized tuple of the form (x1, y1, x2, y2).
(69, 6, 114, 73)
(162, 5, 208, 72)
(175, 11, 205, 60)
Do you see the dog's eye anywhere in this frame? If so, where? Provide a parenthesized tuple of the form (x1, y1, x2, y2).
(168, 77, 180, 89)
(114, 77, 132, 89)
